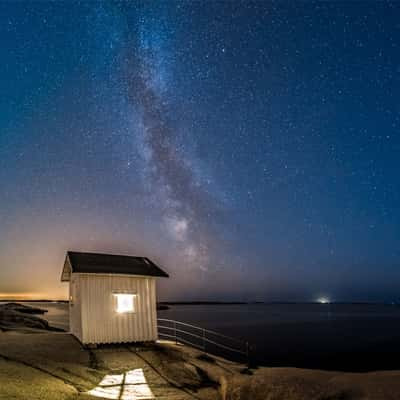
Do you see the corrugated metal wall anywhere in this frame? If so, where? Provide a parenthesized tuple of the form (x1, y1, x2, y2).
(69, 276, 83, 341)
(73, 274, 157, 344)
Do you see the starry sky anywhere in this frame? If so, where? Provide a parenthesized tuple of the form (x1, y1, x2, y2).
(1, 1, 399, 302)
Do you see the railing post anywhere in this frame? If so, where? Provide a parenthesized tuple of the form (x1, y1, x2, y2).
(174, 321, 177, 344)
(246, 341, 250, 368)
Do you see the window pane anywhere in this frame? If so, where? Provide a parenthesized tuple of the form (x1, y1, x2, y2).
(115, 294, 135, 313)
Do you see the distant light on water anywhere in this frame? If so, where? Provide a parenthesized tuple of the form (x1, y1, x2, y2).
(317, 297, 330, 304)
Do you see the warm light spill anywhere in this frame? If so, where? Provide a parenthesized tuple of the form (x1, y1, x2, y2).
(88, 368, 154, 399)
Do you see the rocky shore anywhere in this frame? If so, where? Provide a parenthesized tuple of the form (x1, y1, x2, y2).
(0, 303, 63, 333)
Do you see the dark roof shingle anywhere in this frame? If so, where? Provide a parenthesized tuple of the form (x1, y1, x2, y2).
(65, 251, 169, 278)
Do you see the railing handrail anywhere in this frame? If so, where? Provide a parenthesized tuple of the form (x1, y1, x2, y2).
(157, 324, 248, 355)
(157, 318, 250, 364)
(157, 318, 246, 345)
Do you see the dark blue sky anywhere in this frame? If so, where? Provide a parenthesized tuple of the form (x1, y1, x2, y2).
(0, 1, 399, 301)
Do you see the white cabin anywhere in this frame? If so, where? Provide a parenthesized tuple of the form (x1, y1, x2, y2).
(61, 251, 169, 345)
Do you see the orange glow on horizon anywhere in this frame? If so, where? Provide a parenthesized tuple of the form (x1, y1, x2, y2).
(0, 292, 67, 301)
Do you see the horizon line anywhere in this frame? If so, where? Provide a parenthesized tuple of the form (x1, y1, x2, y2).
(0, 299, 398, 305)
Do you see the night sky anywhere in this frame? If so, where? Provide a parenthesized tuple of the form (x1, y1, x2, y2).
(1, 1, 399, 302)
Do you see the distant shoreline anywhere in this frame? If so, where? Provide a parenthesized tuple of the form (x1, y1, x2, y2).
(0, 299, 398, 306)
(0, 299, 69, 303)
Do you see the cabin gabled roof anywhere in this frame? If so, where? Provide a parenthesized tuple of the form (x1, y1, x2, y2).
(61, 251, 169, 282)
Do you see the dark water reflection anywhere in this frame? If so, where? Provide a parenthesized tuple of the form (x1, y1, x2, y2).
(159, 303, 400, 371)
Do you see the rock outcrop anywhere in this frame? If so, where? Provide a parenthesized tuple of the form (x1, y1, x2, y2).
(0, 303, 63, 332)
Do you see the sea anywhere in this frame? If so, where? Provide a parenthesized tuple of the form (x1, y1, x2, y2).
(8, 302, 400, 371)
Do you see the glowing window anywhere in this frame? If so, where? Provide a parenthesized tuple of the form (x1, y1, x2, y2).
(114, 293, 136, 313)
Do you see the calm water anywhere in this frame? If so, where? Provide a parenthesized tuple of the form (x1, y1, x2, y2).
(157, 303, 400, 370)
(12, 302, 400, 371)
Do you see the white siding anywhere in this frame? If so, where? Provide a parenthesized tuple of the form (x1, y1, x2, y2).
(73, 273, 157, 344)
(69, 275, 83, 341)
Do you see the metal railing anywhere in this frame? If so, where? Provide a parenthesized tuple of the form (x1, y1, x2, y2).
(157, 318, 250, 366)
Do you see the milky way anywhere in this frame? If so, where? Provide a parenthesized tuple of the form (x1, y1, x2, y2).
(125, 34, 216, 271)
